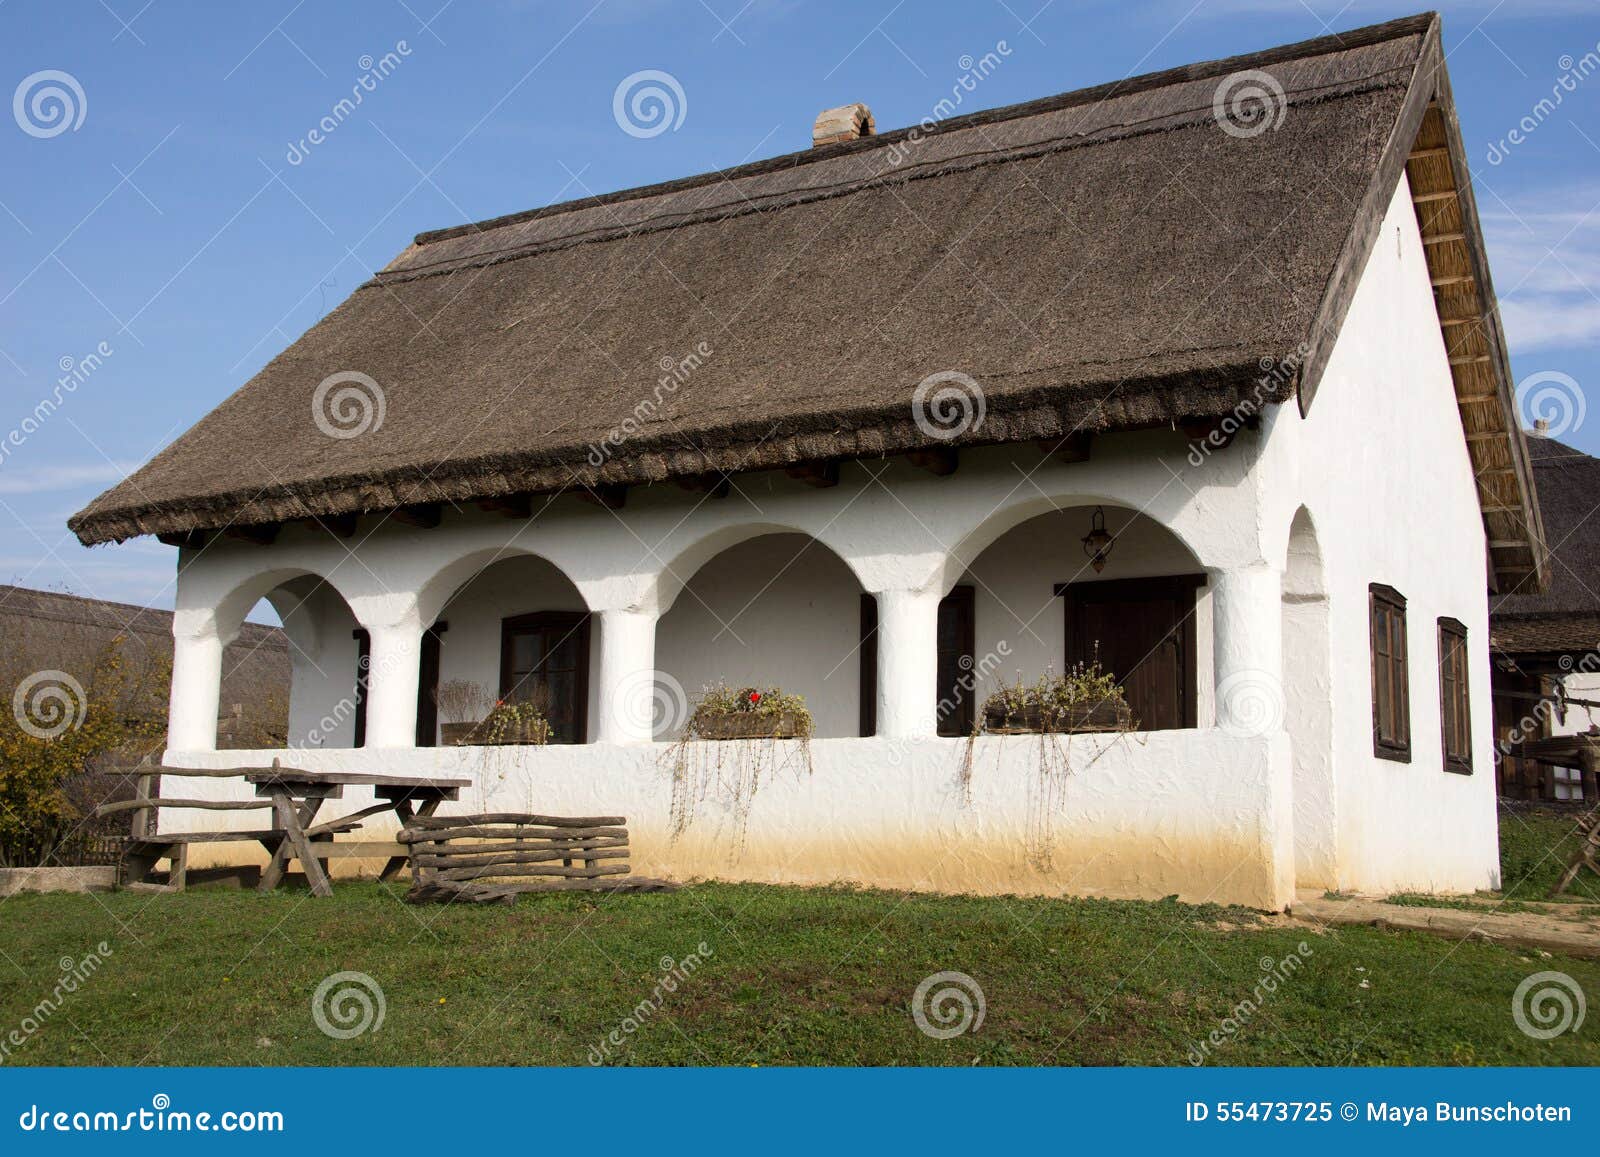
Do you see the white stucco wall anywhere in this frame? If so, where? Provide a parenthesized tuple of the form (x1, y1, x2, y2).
(655, 534, 864, 738)
(1257, 172, 1500, 895)
(167, 732, 1289, 909)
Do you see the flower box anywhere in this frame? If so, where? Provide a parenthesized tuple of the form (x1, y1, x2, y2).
(441, 717, 551, 746)
(690, 710, 809, 741)
(982, 699, 1133, 735)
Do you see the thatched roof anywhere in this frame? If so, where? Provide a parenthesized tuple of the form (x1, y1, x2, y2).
(68, 13, 1543, 588)
(0, 585, 288, 739)
(1491, 437, 1600, 656)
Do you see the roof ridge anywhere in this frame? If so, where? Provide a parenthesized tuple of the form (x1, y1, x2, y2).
(378, 76, 1407, 287)
(0, 583, 288, 641)
(411, 11, 1436, 249)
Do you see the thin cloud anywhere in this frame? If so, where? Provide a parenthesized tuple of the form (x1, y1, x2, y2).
(1482, 185, 1600, 352)
(0, 461, 140, 495)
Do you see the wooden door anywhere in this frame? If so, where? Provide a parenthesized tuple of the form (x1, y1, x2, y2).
(499, 612, 591, 744)
(1058, 575, 1204, 731)
(936, 586, 976, 736)
(415, 621, 448, 747)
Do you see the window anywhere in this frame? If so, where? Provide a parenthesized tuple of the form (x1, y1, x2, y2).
(1437, 617, 1471, 774)
(1369, 584, 1410, 761)
(858, 594, 878, 738)
(935, 586, 976, 737)
(499, 612, 591, 744)
(1056, 575, 1205, 731)
(352, 628, 371, 748)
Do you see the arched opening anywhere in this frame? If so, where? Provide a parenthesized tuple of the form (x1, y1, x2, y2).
(655, 532, 865, 738)
(947, 504, 1211, 733)
(429, 553, 592, 744)
(1282, 505, 1335, 890)
(213, 572, 363, 750)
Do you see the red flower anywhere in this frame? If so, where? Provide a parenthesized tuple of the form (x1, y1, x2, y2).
(748, 691, 762, 704)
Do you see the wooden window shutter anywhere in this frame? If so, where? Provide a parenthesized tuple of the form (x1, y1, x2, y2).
(1437, 617, 1471, 774)
(1369, 584, 1410, 762)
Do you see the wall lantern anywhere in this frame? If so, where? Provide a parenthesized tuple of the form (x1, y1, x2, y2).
(1081, 506, 1115, 573)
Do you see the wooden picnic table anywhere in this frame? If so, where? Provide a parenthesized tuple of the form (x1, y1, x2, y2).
(243, 768, 470, 897)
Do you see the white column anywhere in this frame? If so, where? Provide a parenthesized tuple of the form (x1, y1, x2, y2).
(595, 607, 660, 744)
(1210, 564, 1285, 736)
(168, 609, 223, 752)
(875, 587, 942, 739)
(362, 616, 423, 749)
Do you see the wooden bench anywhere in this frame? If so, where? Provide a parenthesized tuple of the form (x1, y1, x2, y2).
(93, 763, 367, 893)
(397, 813, 677, 904)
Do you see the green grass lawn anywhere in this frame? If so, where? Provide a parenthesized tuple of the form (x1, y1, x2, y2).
(2, 869, 1598, 1066)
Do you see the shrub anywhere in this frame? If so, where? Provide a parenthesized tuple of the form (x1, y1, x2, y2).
(0, 639, 163, 866)
(979, 660, 1132, 734)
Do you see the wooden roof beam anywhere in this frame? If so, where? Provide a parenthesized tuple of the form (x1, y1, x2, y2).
(313, 513, 359, 538)
(1037, 432, 1093, 462)
(676, 474, 731, 498)
(906, 447, 959, 476)
(785, 461, 840, 488)
(477, 494, 532, 518)
(224, 523, 280, 546)
(393, 503, 442, 529)
(577, 484, 627, 510)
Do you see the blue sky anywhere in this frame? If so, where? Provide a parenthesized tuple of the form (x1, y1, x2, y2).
(2, 0, 1598, 614)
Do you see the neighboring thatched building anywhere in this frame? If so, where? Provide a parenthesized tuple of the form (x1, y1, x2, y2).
(1491, 431, 1600, 802)
(0, 584, 289, 749)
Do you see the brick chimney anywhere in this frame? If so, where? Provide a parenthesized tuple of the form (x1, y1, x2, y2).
(813, 103, 874, 147)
